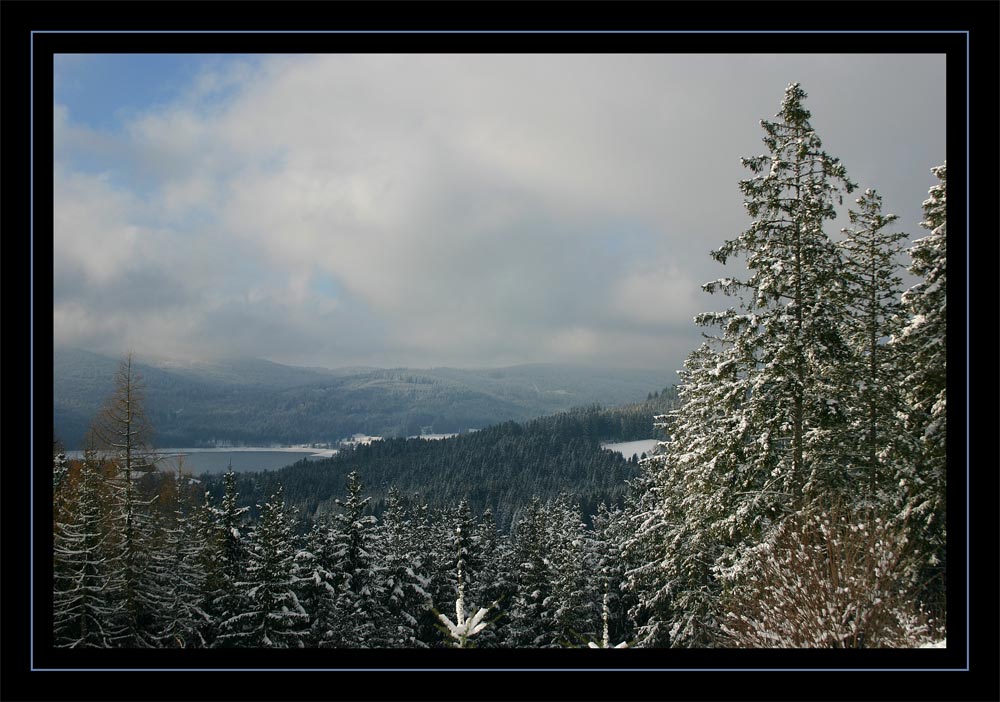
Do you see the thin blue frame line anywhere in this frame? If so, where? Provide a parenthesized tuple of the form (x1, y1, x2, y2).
(964, 31, 970, 673)
(32, 29, 968, 35)
(35, 35, 966, 674)
(36, 669, 966, 673)
(30, 29, 36, 673)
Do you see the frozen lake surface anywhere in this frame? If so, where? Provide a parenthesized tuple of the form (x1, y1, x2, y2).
(601, 439, 660, 460)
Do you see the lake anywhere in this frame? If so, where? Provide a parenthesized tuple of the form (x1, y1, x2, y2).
(601, 439, 660, 460)
(65, 437, 658, 474)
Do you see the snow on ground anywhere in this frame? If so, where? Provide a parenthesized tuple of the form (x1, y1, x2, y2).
(341, 434, 383, 447)
(306, 449, 339, 458)
(601, 439, 661, 459)
(919, 639, 947, 648)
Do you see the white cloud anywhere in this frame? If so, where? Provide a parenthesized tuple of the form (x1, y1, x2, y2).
(608, 264, 703, 327)
(52, 53, 946, 371)
(53, 166, 145, 285)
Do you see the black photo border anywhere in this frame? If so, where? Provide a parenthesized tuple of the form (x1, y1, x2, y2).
(4, 2, 997, 700)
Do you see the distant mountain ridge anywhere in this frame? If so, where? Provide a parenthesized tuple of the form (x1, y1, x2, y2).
(53, 347, 675, 449)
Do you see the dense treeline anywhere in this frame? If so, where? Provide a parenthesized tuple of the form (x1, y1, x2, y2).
(201, 395, 676, 530)
(52, 84, 946, 650)
(54, 450, 635, 649)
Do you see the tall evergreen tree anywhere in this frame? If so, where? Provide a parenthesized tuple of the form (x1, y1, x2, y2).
(372, 488, 431, 647)
(505, 495, 596, 647)
(210, 467, 251, 647)
(431, 499, 502, 648)
(896, 162, 947, 619)
(292, 516, 340, 647)
(621, 460, 677, 647)
(630, 340, 753, 646)
(468, 507, 514, 647)
(53, 446, 117, 648)
(409, 500, 452, 647)
(707, 81, 856, 504)
(442, 501, 484, 614)
(589, 503, 635, 648)
(838, 188, 909, 507)
(506, 497, 554, 647)
(627, 83, 857, 647)
(220, 486, 308, 647)
(91, 353, 164, 647)
(329, 471, 384, 647)
(152, 468, 210, 648)
(190, 489, 226, 647)
(544, 493, 596, 647)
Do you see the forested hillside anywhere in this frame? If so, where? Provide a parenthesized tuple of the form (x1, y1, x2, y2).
(53, 348, 674, 449)
(199, 397, 676, 531)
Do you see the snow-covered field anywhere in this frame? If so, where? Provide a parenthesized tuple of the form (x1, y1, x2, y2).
(601, 439, 660, 459)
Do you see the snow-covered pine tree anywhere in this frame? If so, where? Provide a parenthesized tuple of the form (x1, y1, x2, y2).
(589, 502, 636, 648)
(896, 162, 947, 621)
(699, 82, 856, 567)
(441, 501, 485, 619)
(627, 83, 857, 647)
(467, 507, 514, 647)
(53, 445, 117, 648)
(210, 467, 251, 647)
(190, 489, 226, 647)
(90, 353, 164, 647)
(435, 595, 492, 649)
(621, 451, 675, 648)
(292, 516, 340, 647)
(837, 188, 909, 508)
(586, 590, 629, 649)
(506, 497, 554, 647)
(408, 500, 452, 647)
(433, 499, 496, 649)
(708, 81, 857, 505)
(505, 494, 596, 647)
(623, 342, 747, 647)
(371, 487, 429, 647)
(544, 493, 597, 647)
(152, 467, 210, 648)
(220, 486, 309, 647)
(328, 471, 384, 647)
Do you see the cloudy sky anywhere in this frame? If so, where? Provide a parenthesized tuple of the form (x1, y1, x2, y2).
(53, 53, 946, 374)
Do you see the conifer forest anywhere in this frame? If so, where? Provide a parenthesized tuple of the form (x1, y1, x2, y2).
(52, 84, 948, 650)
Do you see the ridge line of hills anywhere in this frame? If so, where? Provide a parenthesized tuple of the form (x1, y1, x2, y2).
(54, 346, 677, 450)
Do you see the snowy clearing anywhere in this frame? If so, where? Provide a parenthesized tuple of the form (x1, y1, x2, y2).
(601, 439, 660, 459)
(919, 639, 947, 648)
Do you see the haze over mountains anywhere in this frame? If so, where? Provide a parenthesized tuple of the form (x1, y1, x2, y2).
(53, 347, 675, 450)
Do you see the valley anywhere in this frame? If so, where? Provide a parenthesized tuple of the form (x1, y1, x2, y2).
(53, 346, 675, 450)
